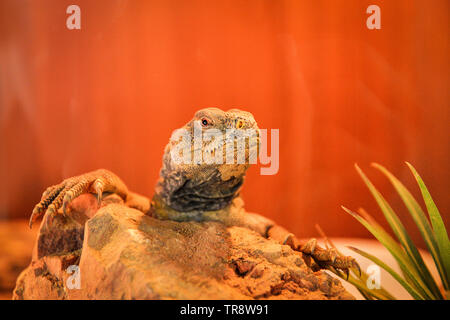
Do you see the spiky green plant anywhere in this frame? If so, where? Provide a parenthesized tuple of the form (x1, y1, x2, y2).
(328, 162, 449, 300)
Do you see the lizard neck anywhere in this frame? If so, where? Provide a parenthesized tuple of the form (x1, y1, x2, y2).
(150, 193, 245, 223)
(155, 165, 246, 213)
(152, 155, 249, 220)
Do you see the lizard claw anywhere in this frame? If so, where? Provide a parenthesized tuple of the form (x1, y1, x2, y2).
(29, 184, 65, 228)
(282, 233, 294, 245)
(300, 238, 317, 255)
(334, 259, 360, 280)
(352, 259, 361, 277)
(29, 206, 42, 228)
(29, 169, 128, 228)
(343, 267, 350, 280)
(328, 248, 338, 264)
(93, 179, 104, 206)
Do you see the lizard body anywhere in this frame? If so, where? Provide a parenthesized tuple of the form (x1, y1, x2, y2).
(29, 108, 359, 274)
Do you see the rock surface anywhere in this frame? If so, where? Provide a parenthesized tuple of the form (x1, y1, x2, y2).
(13, 193, 353, 300)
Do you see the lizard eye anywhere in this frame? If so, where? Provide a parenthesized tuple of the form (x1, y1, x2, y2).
(236, 120, 244, 129)
(201, 117, 210, 127)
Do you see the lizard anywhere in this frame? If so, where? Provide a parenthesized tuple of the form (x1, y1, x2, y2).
(29, 107, 360, 275)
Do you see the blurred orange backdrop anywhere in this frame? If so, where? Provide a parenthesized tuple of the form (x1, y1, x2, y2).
(0, 0, 448, 245)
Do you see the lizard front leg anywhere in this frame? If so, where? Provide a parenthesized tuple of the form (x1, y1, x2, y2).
(29, 169, 129, 228)
(267, 224, 361, 277)
(234, 211, 360, 276)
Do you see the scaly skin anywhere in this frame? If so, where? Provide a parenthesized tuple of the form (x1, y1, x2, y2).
(29, 108, 360, 275)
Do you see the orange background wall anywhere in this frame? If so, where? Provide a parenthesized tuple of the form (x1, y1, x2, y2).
(0, 0, 448, 245)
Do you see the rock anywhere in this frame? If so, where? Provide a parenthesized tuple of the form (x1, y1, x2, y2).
(13, 193, 353, 300)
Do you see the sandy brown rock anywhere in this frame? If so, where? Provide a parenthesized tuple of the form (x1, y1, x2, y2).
(13, 194, 353, 300)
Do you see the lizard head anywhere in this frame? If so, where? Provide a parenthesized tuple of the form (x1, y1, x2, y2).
(156, 108, 260, 215)
(181, 107, 260, 167)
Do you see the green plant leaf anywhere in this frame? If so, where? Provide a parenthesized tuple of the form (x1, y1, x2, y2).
(342, 205, 432, 299)
(329, 268, 397, 300)
(372, 163, 447, 292)
(406, 162, 450, 290)
(357, 208, 422, 291)
(354, 164, 442, 299)
(331, 268, 395, 300)
(348, 246, 423, 300)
